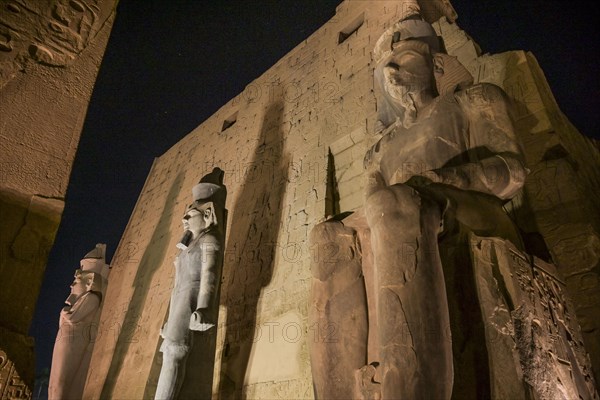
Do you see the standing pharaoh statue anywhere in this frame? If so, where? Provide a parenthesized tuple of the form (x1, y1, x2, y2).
(48, 243, 109, 400)
(309, 7, 528, 400)
(155, 168, 226, 400)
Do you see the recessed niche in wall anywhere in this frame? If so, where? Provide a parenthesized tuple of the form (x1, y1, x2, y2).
(221, 110, 238, 132)
(338, 13, 364, 44)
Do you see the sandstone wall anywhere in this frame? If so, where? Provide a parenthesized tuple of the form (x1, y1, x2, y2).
(84, 1, 600, 398)
(0, 0, 117, 397)
(432, 18, 600, 382)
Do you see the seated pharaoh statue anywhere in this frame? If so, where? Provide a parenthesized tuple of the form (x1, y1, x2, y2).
(309, 7, 598, 399)
(309, 10, 598, 400)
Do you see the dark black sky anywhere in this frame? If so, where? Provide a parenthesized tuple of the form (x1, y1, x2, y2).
(31, 0, 599, 378)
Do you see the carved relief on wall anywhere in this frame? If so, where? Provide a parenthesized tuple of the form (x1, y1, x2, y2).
(0, 350, 31, 400)
(471, 236, 598, 399)
(0, 0, 112, 88)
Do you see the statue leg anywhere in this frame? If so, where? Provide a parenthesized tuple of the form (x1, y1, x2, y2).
(365, 183, 453, 399)
(155, 340, 189, 400)
(309, 219, 368, 399)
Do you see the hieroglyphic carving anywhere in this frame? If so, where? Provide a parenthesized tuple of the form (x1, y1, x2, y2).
(0, 0, 111, 87)
(511, 249, 597, 398)
(0, 350, 31, 400)
(471, 236, 598, 399)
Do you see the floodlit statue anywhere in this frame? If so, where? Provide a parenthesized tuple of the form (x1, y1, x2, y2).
(155, 168, 226, 400)
(48, 244, 109, 400)
(310, 8, 527, 400)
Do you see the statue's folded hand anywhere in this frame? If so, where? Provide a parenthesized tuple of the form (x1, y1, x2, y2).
(189, 308, 215, 331)
(405, 174, 437, 188)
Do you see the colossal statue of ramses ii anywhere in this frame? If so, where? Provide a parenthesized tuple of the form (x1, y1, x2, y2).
(309, 7, 528, 400)
(155, 168, 226, 400)
(49, 244, 109, 400)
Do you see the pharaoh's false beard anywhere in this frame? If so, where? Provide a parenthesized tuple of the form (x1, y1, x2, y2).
(177, 230, 193, 250)
(384, 82, 418, 127)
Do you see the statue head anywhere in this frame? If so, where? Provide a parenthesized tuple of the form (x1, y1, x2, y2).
(178, 169, 226, 248)
(372, 15, 474, 130)
(65, 244, 108, 305)
(382, 39, 436, 103)
(182, 199, 218, 237)
(373, 15, 440, 128)
(69, 270, 91, 298)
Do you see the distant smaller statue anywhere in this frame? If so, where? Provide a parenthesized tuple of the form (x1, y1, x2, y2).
(48, 244, 109, 400)
(155, 168, 227, 400)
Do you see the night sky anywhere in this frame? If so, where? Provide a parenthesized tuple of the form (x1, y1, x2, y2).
(30, 0, 599, 380)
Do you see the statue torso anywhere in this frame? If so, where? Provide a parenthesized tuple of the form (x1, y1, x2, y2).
(369, 83, 506, 186)
(164, 231, 220, 342)
(376, 92, 469, 185)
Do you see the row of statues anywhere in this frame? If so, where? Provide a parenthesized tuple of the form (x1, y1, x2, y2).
(48, 3, 598, 399)
(48, 169, 228, 400)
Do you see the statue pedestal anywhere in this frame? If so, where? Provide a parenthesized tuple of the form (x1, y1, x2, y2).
(469, 234, 597, 399)
(309, 211, 599, 399)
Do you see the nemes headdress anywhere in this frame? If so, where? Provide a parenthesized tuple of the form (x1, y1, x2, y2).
(80, 243, 109, 294)
(81, 243, 109, 278)
(373, 13, 474, 129)
(178, 168, 227, 250)
(187, 168, 226, 215)
(373, 14, 441, 66)
(192, 182, 222, 203)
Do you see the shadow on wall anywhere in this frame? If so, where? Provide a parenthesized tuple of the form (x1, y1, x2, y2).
(99, 172, 184, 399)
(218, 100, 289, 399)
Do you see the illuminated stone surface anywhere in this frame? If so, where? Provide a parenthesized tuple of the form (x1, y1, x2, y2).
(155, 171, 227, 400)
(48, 244, 109, 400)
(0, 1, 117, 397)
(82, 1, 600, 398)
(311, 7, 529, 397)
